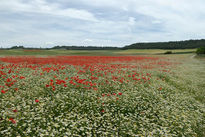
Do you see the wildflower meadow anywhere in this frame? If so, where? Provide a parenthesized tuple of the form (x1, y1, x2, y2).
(0, 55, 204, 136)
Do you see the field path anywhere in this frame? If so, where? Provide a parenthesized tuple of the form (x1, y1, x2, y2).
(190, 54, 196, 59)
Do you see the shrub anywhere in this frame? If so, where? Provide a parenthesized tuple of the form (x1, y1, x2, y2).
(196, 47, 205, 54)
(164, 51, 172, 54)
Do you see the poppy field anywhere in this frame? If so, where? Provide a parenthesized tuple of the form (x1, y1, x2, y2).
(0, 55, 204, 136)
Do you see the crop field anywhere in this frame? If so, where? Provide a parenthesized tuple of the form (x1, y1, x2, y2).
(0, 53, 204, 136)
(0, 49, 196, 56)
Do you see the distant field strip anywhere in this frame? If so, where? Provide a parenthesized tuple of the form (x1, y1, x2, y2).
(0, 49, 196, 56)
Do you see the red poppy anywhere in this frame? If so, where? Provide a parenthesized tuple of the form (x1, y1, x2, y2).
(118, 92, 122, 95)
(6, 78, 12, 83)
(13, 109, 18, 113)
(19, 76, 25, 79)
(9, 118, 16, 124)
(9, 118, 13, 121)
(35, 99, 39, 103)
(1, 90, 5, 94)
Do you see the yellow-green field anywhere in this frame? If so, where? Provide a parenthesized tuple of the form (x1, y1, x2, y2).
(0, 49, 196, 56)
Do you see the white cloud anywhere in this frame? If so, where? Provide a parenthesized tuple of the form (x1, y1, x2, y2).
(83, 39, 93, 42)
(151, 20, 161, 24)
(45, 42, 55, 45)
(128, 17, 136, 26)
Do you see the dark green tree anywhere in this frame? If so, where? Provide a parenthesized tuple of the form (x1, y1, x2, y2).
(196, 47, 205, 54)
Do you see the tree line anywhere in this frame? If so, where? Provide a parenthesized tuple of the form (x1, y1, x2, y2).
(1, 39, 205, 50)
(122, 39, 205, 49)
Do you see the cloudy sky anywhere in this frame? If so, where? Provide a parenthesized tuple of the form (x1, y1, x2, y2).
(0, 0, 205, 47)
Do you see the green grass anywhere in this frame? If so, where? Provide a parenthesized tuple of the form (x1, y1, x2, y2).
(0, 49, 196, 56)
(0, 49, 120, 56)
(114, 49, 196, 55)
(165, 56, 205, 136)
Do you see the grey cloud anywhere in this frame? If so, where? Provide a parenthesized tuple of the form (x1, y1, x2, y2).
(0, 0, 205, 47)
(0, 0, 98, 22)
